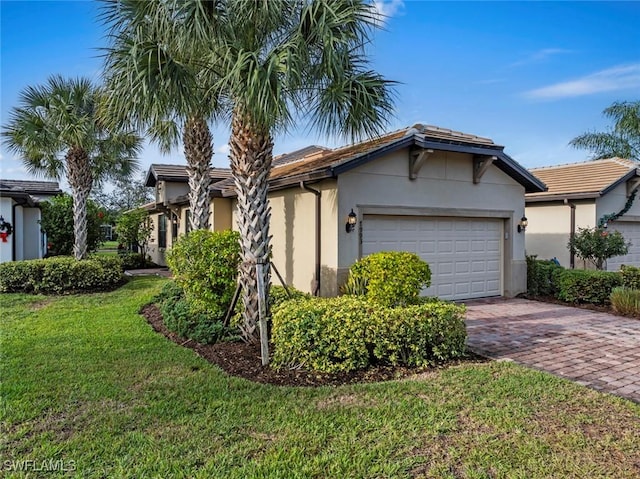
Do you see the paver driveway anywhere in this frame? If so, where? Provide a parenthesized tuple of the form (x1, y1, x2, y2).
(465, 298, 640, 403)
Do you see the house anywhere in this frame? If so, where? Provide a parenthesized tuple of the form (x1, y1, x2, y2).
(0, 179, 62, 263)
(525, 158, 640, 270)
(143, 164, 233, 266)
(149, 124, 545, 301)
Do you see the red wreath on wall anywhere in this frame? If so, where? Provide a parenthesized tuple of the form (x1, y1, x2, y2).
(0, 216, 13, 243)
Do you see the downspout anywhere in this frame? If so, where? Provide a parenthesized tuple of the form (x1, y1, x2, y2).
(11, 202, 18, 262)
(564, 199, 576, 269)
(300, 181, 321, 296)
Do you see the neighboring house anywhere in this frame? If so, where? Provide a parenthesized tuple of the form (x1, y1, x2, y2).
(0, 179, 62, 263)
(525, 158, 640, 271)
(149, 124, 545, 301)
(143, 164, 232, 266)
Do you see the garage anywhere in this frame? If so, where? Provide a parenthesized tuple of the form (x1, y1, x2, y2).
(361, 215, 503, 300)
(606, 221, 640, 271)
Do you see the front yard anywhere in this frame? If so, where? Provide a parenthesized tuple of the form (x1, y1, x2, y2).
(1, 277, 639, 478)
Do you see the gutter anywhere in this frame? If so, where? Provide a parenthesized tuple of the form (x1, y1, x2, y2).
(300, 181, 322, 296)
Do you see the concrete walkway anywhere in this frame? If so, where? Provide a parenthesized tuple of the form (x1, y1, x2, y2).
(124, 268, 172, 278)
(465, 298, 640, 403)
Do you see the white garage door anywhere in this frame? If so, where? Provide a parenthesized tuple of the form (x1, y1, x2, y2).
(606, 221, 640, 271)
(361, 215, 502, 300)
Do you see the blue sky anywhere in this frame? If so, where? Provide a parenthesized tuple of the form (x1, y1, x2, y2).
(1, 0, 639, 186)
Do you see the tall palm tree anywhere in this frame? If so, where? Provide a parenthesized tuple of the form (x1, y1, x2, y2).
(570, 100, 640, 161)
(207, 0, 395, 346)
(100, 0, 220, 230)
(3, 75, 141, 259)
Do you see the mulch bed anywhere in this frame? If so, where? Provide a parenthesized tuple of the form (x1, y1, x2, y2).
(140, 304, 486, 387)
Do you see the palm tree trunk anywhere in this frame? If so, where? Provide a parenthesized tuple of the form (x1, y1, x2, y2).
(66, 146, 93, 260)
(229, 111, 273, 345)
(183, 116, 213, 231)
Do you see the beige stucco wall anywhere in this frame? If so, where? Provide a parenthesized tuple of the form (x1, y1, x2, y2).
(524, 200, 596, 268)
(596, 182, 640, 221)
(337, 148, 528, 297)
(231, 179, 339, 296)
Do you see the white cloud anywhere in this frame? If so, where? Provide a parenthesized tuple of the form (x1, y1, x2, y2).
(524, 63, 640, 100)
(371, 0, 405, 24)
(510, 48, 572, 67)
(215, 143, 230, 155)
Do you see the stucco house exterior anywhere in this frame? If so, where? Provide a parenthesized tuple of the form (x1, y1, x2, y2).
(525, 158, 640, 270)
(143, 164, 233, 266)
(0, 179, 62, 263)
(148, 124, 545, 301)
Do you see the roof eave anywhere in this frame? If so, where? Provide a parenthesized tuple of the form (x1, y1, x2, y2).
(600, 168, 640, 196)
(525, 192, 600, 203)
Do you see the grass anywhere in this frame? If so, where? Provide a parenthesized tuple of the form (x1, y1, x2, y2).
(2, 277, 639, 478)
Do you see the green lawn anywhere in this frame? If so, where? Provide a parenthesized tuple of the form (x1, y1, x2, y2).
(2, 277, 639, 478)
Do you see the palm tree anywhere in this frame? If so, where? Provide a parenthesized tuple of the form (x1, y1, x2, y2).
(570, 100, 640, 161)
(208, 0, 395, 347)
(100, 0, 395, 353)
(3, 75, 141, 259)
(100, 0, 220, 231)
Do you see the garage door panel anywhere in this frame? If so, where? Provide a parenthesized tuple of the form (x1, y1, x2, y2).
(607, 222, 640, 271)
(362, 215, 502, 300)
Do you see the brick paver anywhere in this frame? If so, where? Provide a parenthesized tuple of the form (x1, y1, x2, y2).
(465, 298, 640, 403)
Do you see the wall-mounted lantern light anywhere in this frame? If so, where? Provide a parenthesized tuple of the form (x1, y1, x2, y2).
(517, 216, 528, 233)
(345, 209, 357, 233)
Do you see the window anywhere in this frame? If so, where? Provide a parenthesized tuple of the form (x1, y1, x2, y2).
(158, 214, 167, 248)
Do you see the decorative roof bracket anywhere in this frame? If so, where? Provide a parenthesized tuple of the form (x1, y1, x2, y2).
(409, 148, 433, 180)
(473, 155, 497, 184)
(626, 176, 640, 197)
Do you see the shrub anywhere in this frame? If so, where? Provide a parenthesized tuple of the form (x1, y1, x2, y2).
(268, 285, 309, 313)
(610, 287, 640, 316)
(526, 255, 564, 296)
(620, 265, 640, 289)
(568, 227, 629, 270)
(344, 251, 431, 307)
(166, 230, 241, 319)
(271, 296, 466, 373)
(156, 281, 229, 344)
(118, 252, 147, 270)
(40, 194, 104, 256)
(115, 208, 153, 259)
(555, 269, 622, 304)
(0, 256, 123, 294)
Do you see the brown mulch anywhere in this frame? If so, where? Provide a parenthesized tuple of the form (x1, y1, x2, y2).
(140, 304, 486, 387)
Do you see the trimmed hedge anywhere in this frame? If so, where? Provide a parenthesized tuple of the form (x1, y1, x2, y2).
(0, 256, 124, 294)
(620, 265, 640, 289)
(555, 269, 622, 304)
(343, 251, 431, 307)
(271, 296, 466, 373)
(155, 281, 230, 344)
(118, 252, 148, 270)
(526, 256, 564, 297)
(166, 230, 241, 319)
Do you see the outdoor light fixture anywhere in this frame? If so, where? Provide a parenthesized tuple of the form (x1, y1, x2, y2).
(345, 209, 357, 233)
(517, 216, 528, 233)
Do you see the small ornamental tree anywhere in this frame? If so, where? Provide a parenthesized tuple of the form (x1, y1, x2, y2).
(568, 226, 629, 270)
(40, 194, 103, 257)
(115, 209, 153, 259)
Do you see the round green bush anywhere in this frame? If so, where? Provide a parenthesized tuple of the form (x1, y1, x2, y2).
(166, 229, 241, 319)
(344, 251, 431, 306)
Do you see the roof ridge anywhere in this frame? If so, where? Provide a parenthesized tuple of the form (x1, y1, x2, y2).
(531, 157, 636, 171)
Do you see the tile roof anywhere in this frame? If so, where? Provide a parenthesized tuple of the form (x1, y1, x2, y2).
(526, 158, 639, 200)
(146, 163, 232, 186)
(0, 179, 61, 195)
(213, 123, 547, 195)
